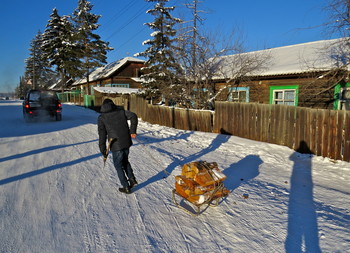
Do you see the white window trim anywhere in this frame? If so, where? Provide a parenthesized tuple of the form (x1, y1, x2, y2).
(228, 87, 249, 102)
(272, 89, 297, 105)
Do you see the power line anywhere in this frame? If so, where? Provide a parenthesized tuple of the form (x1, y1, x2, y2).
(104, 0, 184, 60)
(99, 0, 139, 32)
(105, 2, 151, 41)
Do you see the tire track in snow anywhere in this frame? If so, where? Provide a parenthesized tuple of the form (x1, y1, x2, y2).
(54, 126, 105, 252)
(132, 130, 194, 252)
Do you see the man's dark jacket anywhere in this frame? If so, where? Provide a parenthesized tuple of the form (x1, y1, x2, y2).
(98, 101, 138, 154)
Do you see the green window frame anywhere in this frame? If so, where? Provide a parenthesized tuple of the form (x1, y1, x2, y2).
(270, 85, 299, 106)
(334, 82, 350, 110)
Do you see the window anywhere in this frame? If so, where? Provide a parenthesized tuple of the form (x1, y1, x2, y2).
(111, 84, 129, 88)
(90, 85, 95, 95)
(334, 83, 350, 110)
(339, 87, 350, 110)
(104, 84, 129, 88)
(228, 87, 249, 102)
(28, 91, 41, 101)
(270, 86, 299, 106)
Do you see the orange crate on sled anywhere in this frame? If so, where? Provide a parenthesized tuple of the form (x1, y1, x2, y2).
(172, 161, 229, 215)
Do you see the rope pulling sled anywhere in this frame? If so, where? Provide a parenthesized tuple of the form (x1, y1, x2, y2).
(172, 161, 230, 215)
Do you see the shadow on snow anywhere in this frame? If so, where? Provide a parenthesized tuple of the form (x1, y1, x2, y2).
(285, 141, 322, 252)
(0, 153, 101, 186)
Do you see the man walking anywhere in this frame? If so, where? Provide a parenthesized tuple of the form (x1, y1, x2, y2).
(98, 99, 138, 194)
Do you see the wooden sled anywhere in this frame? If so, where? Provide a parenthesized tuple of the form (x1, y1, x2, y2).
(172, 182, 229, 216)
(172, 161, 230, 216)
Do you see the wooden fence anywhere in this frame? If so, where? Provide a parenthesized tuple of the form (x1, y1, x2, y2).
(214, 102, 350, 162)
(129, 95, 213, 132)
(128, 95, 350, 162)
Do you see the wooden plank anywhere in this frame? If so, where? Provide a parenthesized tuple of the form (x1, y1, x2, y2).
(237, 103, 242, 137)
(237, 104, 242, 137)
(229, 102, 235, 135)
(335, 111, 344, 161)
(274, 105, 281, 145)
(219, 103, 227, 134)
(274, 105, 280, 144)
(294, 107, 301, 151)
(328, 110, 337, 159)
(213, 102, 220, 133)
(285, 106, 295, 149)
(251, 103, 258, 141)
(315, 109, 323, 157)
(305, 109, 311, 152)
(243, 103, 250, 139)
(298, 107, 312, 154)
(278, 105, 286, 146)
(321, 110, 330, 158)
(219, 102, 228, 134)
(268, 105, 275, 144)
(243, 104, 249, 139)
(242, 103, 246, 138)
(262, 104, 270, 143)
(256, 104, 263, 142)
(282, 105, 290, 146)
(309, 109, 317, 154)
(224, 103, 230, 134)
(233, 103, 238, 135)
(343, 111, 350, 162)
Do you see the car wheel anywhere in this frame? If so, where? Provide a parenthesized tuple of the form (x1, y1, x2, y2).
(24, 113, 31, 123)
(56, 113, 62, 121)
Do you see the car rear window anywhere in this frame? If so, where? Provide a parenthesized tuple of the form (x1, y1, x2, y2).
(28, 91, 41, 101)
(28, 91, 58, 101)
(41, 91, 57, 100)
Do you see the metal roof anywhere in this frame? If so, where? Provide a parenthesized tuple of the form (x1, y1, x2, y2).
(212, 38, 350, 79)
(73, 57, 145, 85)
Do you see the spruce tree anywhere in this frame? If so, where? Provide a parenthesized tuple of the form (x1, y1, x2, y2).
(41, 8, 81, 90)
(137, 0, 182, 104)
(15, 76, 31, 98)
(71, 0, 112, 94)
(25, 31, 57, 90)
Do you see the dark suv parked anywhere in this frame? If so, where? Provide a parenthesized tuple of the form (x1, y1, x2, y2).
(23, 90, 62, 122)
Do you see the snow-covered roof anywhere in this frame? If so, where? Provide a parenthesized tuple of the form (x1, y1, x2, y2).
(93, 86, 140, 94)
(130, 77, 146, 83)
(48, 78, 73, 90)
(73, 57, 145, 85)
(213, 38, 350, 79)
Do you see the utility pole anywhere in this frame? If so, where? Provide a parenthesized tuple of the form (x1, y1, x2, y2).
(185, 0, 204, 87)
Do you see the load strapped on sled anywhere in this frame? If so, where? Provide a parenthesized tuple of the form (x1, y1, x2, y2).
(172, 161, 230, 215)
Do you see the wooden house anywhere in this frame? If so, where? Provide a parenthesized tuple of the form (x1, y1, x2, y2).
(71, 57, 145, 107)
(212, 38, 350, 110)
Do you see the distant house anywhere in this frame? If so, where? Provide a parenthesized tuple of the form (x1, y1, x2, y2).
(93, 86, 141, 110)
(71, 57, 146, 107)
(212, 38, 350, 110)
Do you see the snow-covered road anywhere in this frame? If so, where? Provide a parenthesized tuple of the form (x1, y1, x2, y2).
(0, 100, 349, 253)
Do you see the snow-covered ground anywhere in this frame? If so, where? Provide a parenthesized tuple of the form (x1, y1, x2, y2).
(0, 100, 349, 253)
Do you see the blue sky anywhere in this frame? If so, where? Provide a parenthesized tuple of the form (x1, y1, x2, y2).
(0, 0, 334, 93)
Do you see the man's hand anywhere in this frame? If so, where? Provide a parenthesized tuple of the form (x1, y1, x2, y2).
(131, 134, 137, 139)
